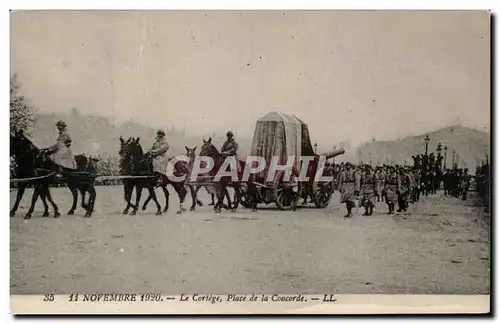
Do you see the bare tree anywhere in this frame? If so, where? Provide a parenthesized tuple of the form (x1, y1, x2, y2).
(10, 74, 36, 135)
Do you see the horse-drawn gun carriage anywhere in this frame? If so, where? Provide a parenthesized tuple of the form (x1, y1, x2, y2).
(239, 112, 345, 210)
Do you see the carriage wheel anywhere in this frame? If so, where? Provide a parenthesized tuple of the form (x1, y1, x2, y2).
(313, 181, 334, 208)
(274, 182, 301, 210)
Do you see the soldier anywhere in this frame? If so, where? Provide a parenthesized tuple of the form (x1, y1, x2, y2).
(147, 129, 170, 178)
(442, 169, 450, 196)
(397, 167, 412, 212)
(43, 120, 77, 170)
(374, 167, 383, 202)
(221, 130, 241, 172)
(460, 168, 470, 200)
(412, 167, 421, 202)
(360, 164, 377, 216)
(221, 131, 238, 156)
(384, 166, 398, 214)
(339, 162, 361, 218)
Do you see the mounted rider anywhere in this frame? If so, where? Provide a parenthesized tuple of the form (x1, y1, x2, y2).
(220, 131, 242, 173)
(44, 120, 77, 170)
(148, 129, 169, 177)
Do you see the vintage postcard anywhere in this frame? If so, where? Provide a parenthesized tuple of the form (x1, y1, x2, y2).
(9, 10, 490, 315)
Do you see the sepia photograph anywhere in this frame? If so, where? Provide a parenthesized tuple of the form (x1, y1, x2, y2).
(9, 10, 491, 314)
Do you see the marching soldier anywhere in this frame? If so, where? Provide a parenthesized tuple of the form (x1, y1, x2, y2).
(384, 166, 398, 214)
(148, 129, 169, 177)
(413, 168, 422, 201)
(374, 167, 385, 202)
(442, 169, 451, 196)
(43, 120, 77, 170)
(339, 162, 361, 218)
(360, 164, 377, 216)
(460, 169, 470, 200)
(397, 166, 412, 212)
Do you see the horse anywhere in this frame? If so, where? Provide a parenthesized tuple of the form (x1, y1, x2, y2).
(68, 154, 99, 217)
(184, 145, 231, 211)
(198, 137, 246, 213)
(10, 130, 60, 219)
(10, 130, 98, 218)
(119, 137, 189, 215)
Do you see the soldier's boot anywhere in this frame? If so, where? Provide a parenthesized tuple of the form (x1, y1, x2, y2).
(396, 198, 403, 212)
(344, 202, 353, 218)
(368, 206, 374, 216)
(363, 207, 369, 216)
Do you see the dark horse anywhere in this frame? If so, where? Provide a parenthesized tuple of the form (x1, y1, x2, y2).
(185, 145, 231, 211)
(10, 129, 98, 218)
(118, 137, 189, 215)
(197, 137, 245, 213)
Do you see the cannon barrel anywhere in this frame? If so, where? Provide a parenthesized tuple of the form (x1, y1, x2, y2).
(319, 148, 345, 159)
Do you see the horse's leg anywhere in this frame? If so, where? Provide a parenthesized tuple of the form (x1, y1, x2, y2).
(68, 186, 78, 215)
(130, 184, 142, 215)
(80, 189, 87, 211)
(189, 185, 197, 211)
(175, 184, 187, 214)
(162, 185, 169, 213)
(85, 185, 96, 217)
(40, 187, 50, 217)
(10, 182, 26, 217)
(44, 186, 60, 218)
(142, 192, 152, 211)
(223, 187, 231, 209)
(123, 182, 133, 214)
(25, 187, 40, 219)
(148, 187, 162, 215)
(195, 185, 203, 206)
(231, 184, 240, 212)
(213, 184, 224, 213)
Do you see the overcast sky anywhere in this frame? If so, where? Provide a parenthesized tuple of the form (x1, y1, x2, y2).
(10, 10, 490, 147)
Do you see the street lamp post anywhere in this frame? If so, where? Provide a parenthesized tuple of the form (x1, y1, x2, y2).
(436, 142, 442, 172)
(443, 145, 447, 170)
(424, 135, 430, 156)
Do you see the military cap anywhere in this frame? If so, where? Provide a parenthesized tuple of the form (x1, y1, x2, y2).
(227, 131, 234, 137)
(56, 120, 67, 127)
(157, 129, 166, 136)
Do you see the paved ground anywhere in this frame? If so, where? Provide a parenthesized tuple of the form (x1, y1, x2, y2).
(10, 186, 490, 294)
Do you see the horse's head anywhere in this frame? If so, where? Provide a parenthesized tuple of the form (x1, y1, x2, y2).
(185, 146, 197, 161)
(119, 136, 144, 162)
(200, 137, 219, 159)
(11, 129, 32, 154)
(126, 137, 144, 160)
(118, 136, 132, 157)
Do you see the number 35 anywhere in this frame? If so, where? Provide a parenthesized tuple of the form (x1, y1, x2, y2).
(43, 294, 54, 302)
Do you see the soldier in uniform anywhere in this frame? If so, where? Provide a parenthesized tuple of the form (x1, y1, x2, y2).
(412, 167, 421, 203)
(360, 164, 377, 216)
(384, 166, 398, 214)
(442, 169, 450, 196)
(148, 130, 169, 177)
(339, 162, 361, 218)
(220, 131, 241, 173)
(374, 167, 384, 202)
(460, 168, 470, 200)
(44, 120, 77, 170)
(397, 166, 412, 212)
